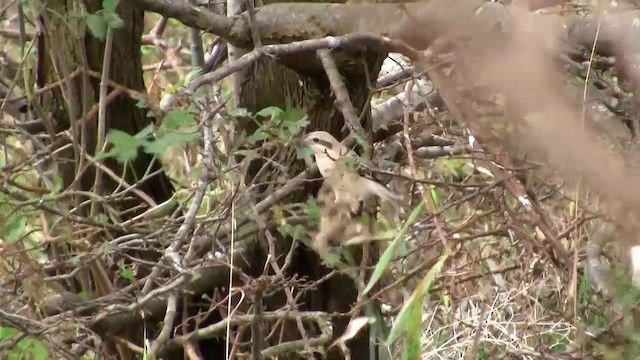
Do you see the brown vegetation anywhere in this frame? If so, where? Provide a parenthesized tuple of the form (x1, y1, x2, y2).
(3, 0, 640, 359)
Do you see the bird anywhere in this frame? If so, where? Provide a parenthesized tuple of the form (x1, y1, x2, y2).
(313, 197, 370, 256)
(304, 131, 404, 256)
(303, 131, 401, 207)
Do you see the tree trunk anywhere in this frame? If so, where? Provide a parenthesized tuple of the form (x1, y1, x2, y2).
(34, 1, 173, 358)
(36, 0, 173, 207)
(34, 0, 386, 357)
(232, 0, 387, 358)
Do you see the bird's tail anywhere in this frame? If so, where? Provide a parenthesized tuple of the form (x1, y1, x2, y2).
(363, 178, 401, 208)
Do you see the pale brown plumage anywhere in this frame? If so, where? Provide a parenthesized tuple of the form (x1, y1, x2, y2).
(313, 197, 370, 256)
(303, 131, 400, 207)
(304, 131, 399, 255)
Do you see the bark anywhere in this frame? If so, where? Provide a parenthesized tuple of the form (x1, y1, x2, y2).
(34, 0, 174, 358)
(28, 0, 505, 357)
(230, 0, 386, 355)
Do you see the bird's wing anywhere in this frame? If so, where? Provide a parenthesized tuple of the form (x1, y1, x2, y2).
(360, 177, 401, 206)
(314, 192, 369, 256)
(338, 151, 390, 188)
(332, 159, 401, 209)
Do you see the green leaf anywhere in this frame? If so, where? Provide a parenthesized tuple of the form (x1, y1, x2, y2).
(17, 338, 48, 360)
(304, 199, 321, 223)
(362, 236, 397, 295)
(363, 201, 425, 295)
(104, 129, 143, 163)
(342, 155, 359, 169)
(94, 213, 109, 225)
(52, 175, 63, 194)
(359, 213, 372, 226)
(109, 129, 141, 148)
(185, 68, 202, 84)
(103, 12, 124, 30)
(280, 114, 309, 138)
(162, 109, 195, 130)
(246, 128, 268, 143)
(353, 134, 366, 147)
(386, 246, 450, 347)
(320, 251, 342, 268)
(117, 260, 134, 282)
(296, 144, 314, 165)
(140, 45, 153, 56)
(256, 106, 283, 118)
(280, 107, 304, 123)
(277, 224, 306, 240)
(428, 186, 441, 208)
(134, 125, 155, 141)
(86, 13, 107, 40)
(434, 158, 468, 178)
(144, 132, 199, 155)
(0, 327, 17, 339)
(3, 212, 26, 244)
(103, 0, 119, 12)
(234, 149, 258, 162)
(403, 298, 422, 360)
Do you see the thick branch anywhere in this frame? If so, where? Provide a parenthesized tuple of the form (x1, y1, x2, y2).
(130, 0, 489, 50)
(88, 251, 252, 335)
(130, 0, 241, 43)
(131, 0, 640, 63)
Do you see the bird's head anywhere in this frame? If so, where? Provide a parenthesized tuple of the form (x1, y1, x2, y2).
(303, 131, 339, 156)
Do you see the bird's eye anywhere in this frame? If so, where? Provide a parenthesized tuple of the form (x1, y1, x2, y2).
(312, 137, 320, 143)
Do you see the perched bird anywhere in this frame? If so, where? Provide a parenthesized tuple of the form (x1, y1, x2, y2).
(313, 196, 370, 256)
(303, 131, 401, 207)
(303, 131, 357, 177)
(304, 131, 401, 256)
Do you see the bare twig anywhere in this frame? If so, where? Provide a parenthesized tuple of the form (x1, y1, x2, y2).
(317, 48, 367, 144)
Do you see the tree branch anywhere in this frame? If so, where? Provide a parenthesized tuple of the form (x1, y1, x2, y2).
(130, 0, 489, 50)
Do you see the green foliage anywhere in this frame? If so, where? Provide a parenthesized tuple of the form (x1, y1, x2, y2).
(117, 260, 134, 283)
(227, 107, 251, 118)
(0, 326, 16, 338)
(103, 129, 141, 163)
(272, 204, 312, 246)
(577, 266, 640, 358)
(433, 157, 470, 179)
(248, 106, 309, 144)
(144, 132, 198, 155)
(276, 223, 307, 241)
(184, 68, 202, 84)
(363, 201, 425, 295)
(477, 345, 490, 360)
(342, 154, 359, 169)
(102, 0, 119, 12)
(85, 0, 124, 40)
(577, 270, 607, 328)
(98, 108, 200, 164)
(160, 109, 195, 130)
(386, 246, 451, 358)
(0, 327, 48, 360)
(296, 145, 314, 167)
(2, 211, 26, 244)
(304, 198, 321, 224)
(140, 45, 155, 57)
(428, 186, 442, 208)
